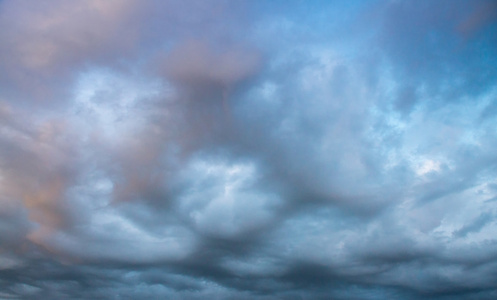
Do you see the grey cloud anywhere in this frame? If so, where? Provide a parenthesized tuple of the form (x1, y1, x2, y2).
(2, 0, 497, 299)
(453, 212, 495, 238)
(376, 0, 497, 114)
(162, 39, 261, 88)
(0, 107, 81, 242)
(457, 0, 497, 38)
(149, 39, 262, 157)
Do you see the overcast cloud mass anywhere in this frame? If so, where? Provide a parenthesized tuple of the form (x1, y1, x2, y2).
(1, 0, 497, 299)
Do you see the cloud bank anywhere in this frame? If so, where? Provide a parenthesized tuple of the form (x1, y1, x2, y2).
(1, 0, 497, 299)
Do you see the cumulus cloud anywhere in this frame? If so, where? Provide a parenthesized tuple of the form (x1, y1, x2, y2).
(1, 0, 497, 299)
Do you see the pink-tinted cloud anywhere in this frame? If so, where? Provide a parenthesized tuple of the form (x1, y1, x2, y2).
(457, 0, 497, 38)
(163, 39, 261, 88)
(0, 0, 141, 104)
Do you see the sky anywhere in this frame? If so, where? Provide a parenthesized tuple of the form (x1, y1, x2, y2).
(1, 0, 497, 299)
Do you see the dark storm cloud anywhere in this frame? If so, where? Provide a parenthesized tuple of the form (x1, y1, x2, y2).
(1, 0, 497, 299)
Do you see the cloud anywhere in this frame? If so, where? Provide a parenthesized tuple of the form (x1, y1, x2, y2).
(0, 0, 142, 105)
(162, 39, 261, 88)
(376, 0, 497, 113)
(457, 0, 497, 38)
(1, 0, 497, 299)
(174, 156, 281, 238)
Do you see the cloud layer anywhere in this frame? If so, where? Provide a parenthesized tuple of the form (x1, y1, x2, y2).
(1, 0, 497, 299)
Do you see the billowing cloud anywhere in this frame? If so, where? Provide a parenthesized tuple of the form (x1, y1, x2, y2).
(1, 0, 497, 299)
